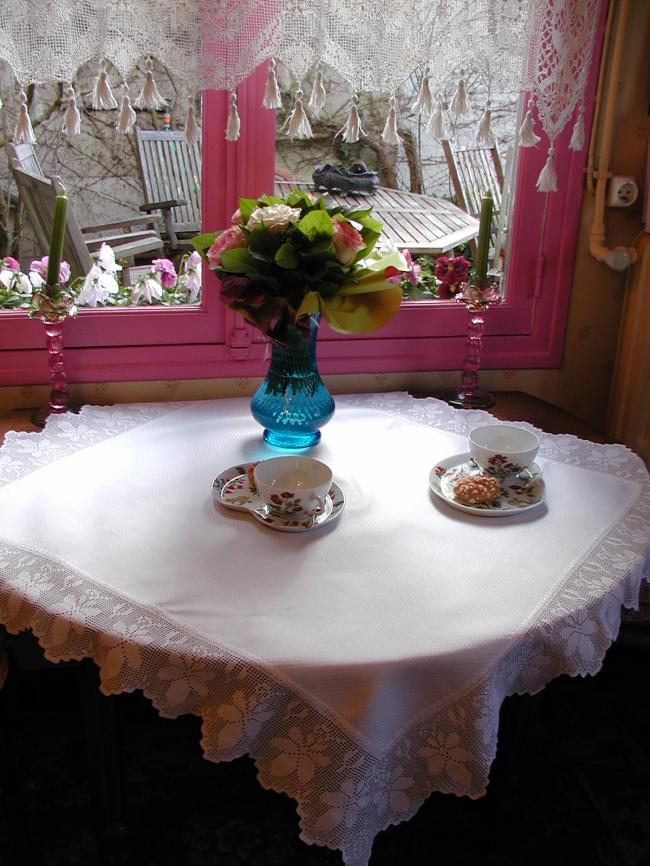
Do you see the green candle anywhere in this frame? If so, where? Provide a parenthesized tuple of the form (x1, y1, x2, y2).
(46, 191, 68, 289)
(474, 189, 493, 283)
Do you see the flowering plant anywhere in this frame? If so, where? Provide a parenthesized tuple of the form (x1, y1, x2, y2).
(435, 255, 470, 299)
(192, 190, 406, 344)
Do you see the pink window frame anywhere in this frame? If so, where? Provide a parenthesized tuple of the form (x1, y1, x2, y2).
(0, 8, 606, 387)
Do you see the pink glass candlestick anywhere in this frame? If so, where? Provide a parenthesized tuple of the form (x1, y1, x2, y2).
(447, 277, 502, 410)
(30, 286, 79, 427)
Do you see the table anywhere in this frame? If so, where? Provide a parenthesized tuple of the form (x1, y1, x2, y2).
(0, 393, 648, 866)
(274, 181, 480, 254)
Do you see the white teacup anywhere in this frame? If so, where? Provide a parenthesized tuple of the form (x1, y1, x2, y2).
(468, 424, 540, 479)
(253, 457, 332, 522)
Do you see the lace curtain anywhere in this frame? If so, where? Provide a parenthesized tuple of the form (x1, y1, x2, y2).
(0, 0, 602, 188)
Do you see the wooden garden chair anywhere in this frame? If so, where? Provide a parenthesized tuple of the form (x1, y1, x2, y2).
(10, 163, 164, 282)
(134, 128, 201, 251)
(441, 141, 504, 253)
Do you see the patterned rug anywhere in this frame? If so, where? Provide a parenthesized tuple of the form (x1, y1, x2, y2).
(1, 631, 649, 866)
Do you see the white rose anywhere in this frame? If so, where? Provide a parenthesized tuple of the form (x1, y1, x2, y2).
(246, 204, 301, 233)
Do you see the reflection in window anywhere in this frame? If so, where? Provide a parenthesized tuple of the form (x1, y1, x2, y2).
(0, 57, 202, 311)
(273, 63, 519, 303)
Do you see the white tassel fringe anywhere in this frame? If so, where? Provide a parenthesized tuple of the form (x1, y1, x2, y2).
(184, 104, 199, 145)
(536, 146, 557, 192)
(226, 92, 241, 141)
(450, 70, 471, 115)
(475, 100, 494, 146)
(13, 91, 36, 144)
(518, 98, 540, 147)
(62, 86, 81, 136)
(412, 75, 434, 117)
(92, 60, 118, 110)
(263, 59, 282, 109)
(284, 90, 313, 139)
(308, 69, 327, 118)
(337, 95, 365, 144)
(381, 96, 400, 146)
(134, 58, 165, 110)
(425, 96, 446, 140)
(569, 108, 585, 151)
(116, 86, 137, 134)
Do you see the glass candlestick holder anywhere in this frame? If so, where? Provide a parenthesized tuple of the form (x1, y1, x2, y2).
(446, 276, 502, 410)
(29, 287, 79, 427)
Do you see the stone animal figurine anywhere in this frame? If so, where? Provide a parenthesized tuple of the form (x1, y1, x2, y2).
(312, 162, 379, 195)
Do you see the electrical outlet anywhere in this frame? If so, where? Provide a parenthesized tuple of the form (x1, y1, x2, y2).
(606, 175, 639, 207)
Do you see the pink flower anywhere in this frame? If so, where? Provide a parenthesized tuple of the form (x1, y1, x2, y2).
(29, 257, 71, 286)
(386, 248, 421, 286)
(332, 219, 365, 266)
(152, 258, 177, 289)
(207, 226, 247, 269)
(3, 256, 19, 272)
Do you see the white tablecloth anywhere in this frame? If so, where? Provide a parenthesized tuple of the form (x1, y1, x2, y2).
(1, 393, 648, 866)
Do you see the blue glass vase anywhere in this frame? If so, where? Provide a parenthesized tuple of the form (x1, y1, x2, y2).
(251, 316, 335, 449)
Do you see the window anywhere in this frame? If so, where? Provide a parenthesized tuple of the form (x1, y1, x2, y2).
(0, 4, 606, 387)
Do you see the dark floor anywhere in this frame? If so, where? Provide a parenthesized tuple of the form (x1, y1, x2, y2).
(0, 630, 649, 866)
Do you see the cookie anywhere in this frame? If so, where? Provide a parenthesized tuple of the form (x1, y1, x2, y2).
(453, 474, 501, 504)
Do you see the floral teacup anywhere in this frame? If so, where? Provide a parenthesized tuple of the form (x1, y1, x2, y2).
(469, 424, 540, 479)
(253, 457, 332, 522)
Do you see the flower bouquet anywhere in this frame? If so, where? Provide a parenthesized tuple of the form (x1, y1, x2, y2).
(193, 190, 406, 447)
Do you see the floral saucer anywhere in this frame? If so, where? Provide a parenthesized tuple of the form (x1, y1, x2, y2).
(429, 452, 545, 517)
(213, 462, 345, 532)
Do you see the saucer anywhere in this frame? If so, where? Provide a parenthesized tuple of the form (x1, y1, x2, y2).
(429, 452, 545, 517)
(213, 462, 345, 532)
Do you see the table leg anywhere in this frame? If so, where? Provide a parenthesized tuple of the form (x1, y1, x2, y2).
(78, 660, 129, 864)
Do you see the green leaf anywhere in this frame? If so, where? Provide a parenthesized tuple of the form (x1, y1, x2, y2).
(275, 243, 298, 269)
(258, 194, 285, 207)
(191, 232, 218, 254)
(248, 225, 282, 262)
(219, 248, 254, 273)
(238, 197, 258, 223)
(297, 210, 334, 242)
(285, 189, 313, 210)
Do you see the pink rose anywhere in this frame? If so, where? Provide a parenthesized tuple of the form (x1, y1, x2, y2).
(29, 256, 71, 285)
(332, 219, 365, 266)
(3, 256, 19, 272)
(207, 226, 247, 269)
(152, 258, 177, 289)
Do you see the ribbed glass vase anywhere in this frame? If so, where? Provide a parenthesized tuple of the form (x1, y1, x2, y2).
(250, 316, 335, 449)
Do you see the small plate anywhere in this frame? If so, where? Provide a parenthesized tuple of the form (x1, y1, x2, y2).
(213, 462, 345, 532)
(429, 452, 545, 517)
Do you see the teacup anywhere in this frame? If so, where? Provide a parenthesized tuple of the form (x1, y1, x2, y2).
(468, 424, 540, 479)
(253, 457, 332, 522)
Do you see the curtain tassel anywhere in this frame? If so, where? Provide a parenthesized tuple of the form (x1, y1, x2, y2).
(569, 106, 585, 151)
(263, 59, 282, 109)
(337, 94, 364, 143)
(184, 104, 199, 145)
(92, 60, 118, 110)
(226, 92, 241, 141)
(116, 86, 137, 134)
(518, 98, 540, 147)
(308, 69, 327, 118)
(381, 96, 400, 146)
(284, 90, 313, 139)
(134, 58, 165, 110)
(425, 96, 446, 140)
(13, 91, 36, 144)
(450, 70, 471, 115)
(475, 100, 494, 146)
(536, 146, 557, 192)
(62, 86, 81, 136)
(412, 74, 433, 117)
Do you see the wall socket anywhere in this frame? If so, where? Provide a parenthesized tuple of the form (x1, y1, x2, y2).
(606, 175, 639, 207)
